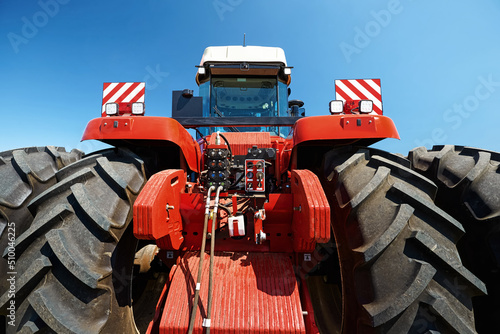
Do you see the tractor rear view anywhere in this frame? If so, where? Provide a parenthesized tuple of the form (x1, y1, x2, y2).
(0, 46, 493, 333)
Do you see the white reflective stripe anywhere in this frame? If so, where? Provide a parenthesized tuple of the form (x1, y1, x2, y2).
(122, 82, 145, 102)
(238, 217, 245, 236)
(103, 83, 119, 99)
(365, 79, 381, 93)
(335, 80, 358, 101)
(196, 283, 201, 291)
(203, 318, 211, 327)
(348, 80, 382, 111)
(228, 219, 235, 236)
(108, 82, 133, 105)
(335, 80, 344, 101)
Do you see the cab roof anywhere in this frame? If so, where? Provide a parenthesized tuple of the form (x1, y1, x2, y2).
(199, 46, 287, 66)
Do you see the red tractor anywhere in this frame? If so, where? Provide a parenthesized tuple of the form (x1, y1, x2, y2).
(1, 45, 497, 333)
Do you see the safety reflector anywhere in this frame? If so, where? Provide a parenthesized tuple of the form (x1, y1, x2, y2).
(335, 79, 382, 115)
(160, 252, 306, 333)
(101, 82, 145, 116)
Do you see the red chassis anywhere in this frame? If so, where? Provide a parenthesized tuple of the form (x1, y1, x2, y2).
(81, 112, 398, 333)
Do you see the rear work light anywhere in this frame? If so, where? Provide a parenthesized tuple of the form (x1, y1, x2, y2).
(132, 102, 145, 115)
(329, 100, 344, 114)
(359, 100, 373, 114)
(105, 103, 119, 116)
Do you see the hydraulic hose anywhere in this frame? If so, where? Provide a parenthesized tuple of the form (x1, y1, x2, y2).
(187, 186, 215, 334)
(205, 185, 223, 334)
(218, 132, 232, 160)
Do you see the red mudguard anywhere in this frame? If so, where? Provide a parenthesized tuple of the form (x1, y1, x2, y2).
(82, 116, 201, 172)
(292, 114, 400, 146)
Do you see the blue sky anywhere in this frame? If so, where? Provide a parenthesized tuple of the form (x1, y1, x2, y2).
(1, 0, 499, 155)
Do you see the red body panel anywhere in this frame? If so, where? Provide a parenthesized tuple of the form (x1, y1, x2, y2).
(133, 169, 330, 255)
(207, 132, 272, 155)
(157, 252, 306, 334)
(178, 193, 295, 253)
(81, 116, 201, 172)
(292, 114, 399, 146)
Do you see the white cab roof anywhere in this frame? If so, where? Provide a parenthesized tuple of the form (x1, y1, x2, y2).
(200, 46, 287, 66)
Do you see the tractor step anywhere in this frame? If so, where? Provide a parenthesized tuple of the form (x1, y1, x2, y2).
(159, 252, 306, 333)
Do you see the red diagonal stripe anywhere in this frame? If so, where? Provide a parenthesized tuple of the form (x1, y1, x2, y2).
(343, 80, 382, 114)
(115, 82, 141, 103)
(103, 82, 112, 91)
(342, 80, 370, 100)
(129, 87, 145, 103)
(356, 79, 382, 114)
(357, 80, 381, 102)
(102, 82, 126, 105)
(335, 84, 351, 101)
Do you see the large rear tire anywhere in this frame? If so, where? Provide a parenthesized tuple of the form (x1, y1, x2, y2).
(310, 147, 486, 333)
(409, 145, 500, 333)
(0, 147, 83, 296)
(0, 148, 146, 333)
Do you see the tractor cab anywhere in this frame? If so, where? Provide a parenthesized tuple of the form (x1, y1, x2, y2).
(173, 46, 301, 137)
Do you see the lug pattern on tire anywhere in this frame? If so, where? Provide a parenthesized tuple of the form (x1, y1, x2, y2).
(409, 145, 500, 333)
(321, 147, 485, 333)
(0, 149, 146, 333)
(0, 147, 82, 299)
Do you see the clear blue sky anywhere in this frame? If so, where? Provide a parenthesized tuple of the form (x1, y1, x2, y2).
(1, 0, 499, 155)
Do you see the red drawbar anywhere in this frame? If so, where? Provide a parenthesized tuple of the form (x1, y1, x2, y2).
(159, 252, 306, 334)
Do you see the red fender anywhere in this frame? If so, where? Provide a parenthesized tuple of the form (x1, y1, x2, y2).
(292, 114, 400, 146)
(82, 116, 201, 172)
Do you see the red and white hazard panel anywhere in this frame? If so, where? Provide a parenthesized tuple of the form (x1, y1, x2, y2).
(101, 82, 145, 116)
(335, 79, 383, 115)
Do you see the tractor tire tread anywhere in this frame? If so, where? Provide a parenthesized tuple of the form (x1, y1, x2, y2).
(408, 144, 500, 333)
(321, 146, 484, 333)
(0, 147, 82, 299)
(2, 148, 145, 333)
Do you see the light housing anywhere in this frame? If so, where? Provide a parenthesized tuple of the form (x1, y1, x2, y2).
(105, 103, 119, 116)
(329, 100, 344, 114)
(197, 67, 206, 75)
(284, 67, 292, 75)
(131, 102, 145, 115)
(359, 100, 373, 114)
